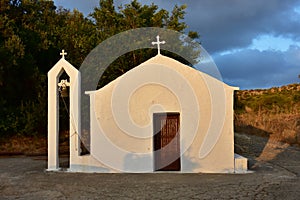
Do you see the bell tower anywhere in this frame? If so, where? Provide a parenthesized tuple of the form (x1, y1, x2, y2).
(47, 50, 81, 171)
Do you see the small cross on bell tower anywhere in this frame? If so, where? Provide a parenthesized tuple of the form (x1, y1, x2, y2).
(152, 35, 165, 55)
(60, 49, 67, 59)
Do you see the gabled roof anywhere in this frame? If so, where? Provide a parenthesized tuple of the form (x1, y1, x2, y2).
(142, 54, 238, 90)
(86, 54, 238, 95)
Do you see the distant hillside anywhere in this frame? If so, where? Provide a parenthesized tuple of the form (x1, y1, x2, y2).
(234, 83, 300, 145)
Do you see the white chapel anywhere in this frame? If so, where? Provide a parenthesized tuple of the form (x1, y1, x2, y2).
(47, 37, 248, 173)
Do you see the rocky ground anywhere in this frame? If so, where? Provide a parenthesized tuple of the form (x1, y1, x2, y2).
(0, 133, 299, 199)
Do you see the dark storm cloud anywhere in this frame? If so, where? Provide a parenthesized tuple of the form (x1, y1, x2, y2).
(183, 0, 300, 53)
(176, 0, 300, 89)
(214, 46, 300, 89)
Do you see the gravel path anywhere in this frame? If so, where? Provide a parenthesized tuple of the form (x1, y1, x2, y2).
(0, 133, 299, 199)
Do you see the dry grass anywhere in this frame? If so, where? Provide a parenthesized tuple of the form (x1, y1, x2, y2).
(235, 111, 300, 145)
(0, 135, 47, 155)
(0, 130, 71, 155)
(234, 84, 300, 146)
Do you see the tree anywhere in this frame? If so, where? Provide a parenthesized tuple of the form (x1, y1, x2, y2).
(91, 0, 200, 87)
(0, 0, 199, 137)
(0, 0, 96, 136)
(0, 0, 59, 136)
(56, 9, 97, 67)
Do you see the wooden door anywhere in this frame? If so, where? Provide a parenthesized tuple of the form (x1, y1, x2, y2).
(154, 113, 180, 171)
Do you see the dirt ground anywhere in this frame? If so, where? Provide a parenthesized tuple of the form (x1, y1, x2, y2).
(0, 133, 299, 199)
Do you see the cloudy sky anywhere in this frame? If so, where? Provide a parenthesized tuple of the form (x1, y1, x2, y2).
(53, 0, 300, 89)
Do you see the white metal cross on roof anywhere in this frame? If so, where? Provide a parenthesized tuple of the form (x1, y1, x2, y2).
(152, 35, 165, 55)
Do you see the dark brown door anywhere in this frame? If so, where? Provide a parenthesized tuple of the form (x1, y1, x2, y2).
(154, 113, 180, 171)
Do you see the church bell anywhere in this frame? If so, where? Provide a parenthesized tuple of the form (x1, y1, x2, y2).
(58, 79, 70, 98)
(60, 87, 69, 97)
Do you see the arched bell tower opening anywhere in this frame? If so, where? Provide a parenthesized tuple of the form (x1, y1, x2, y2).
(58, 71, 70, 168)
(47, 50, 81, 171)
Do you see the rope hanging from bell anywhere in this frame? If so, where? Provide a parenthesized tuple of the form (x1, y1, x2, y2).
(58, 79, 70, 97)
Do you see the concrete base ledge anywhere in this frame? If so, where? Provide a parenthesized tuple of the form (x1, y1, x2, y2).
(234, 153, 248, 173)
